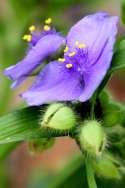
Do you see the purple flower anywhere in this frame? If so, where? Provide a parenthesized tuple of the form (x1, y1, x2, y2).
(4, 13, 118, 106)
(4, 20, 65, 88)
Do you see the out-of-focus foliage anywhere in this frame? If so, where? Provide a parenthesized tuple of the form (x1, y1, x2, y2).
(111, 40, 125, 72)
(96, 40, 125, 95)
(121, 0, 125, 24)
(26, 154, 125, 188)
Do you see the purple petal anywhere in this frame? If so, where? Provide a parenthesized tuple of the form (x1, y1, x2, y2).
(66, 12, 118, 63)
(29, 28, 57, 47)
(66, 12, 118, 101)
(21, 61, 84, 106)
(11, 77, 26, 88)
(79, 27, 117, 101)
(4, 34, 65, 82)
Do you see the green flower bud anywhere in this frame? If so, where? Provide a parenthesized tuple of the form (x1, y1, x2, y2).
(28, 138, 55, 154)
(41, 103, 76, 130)
(79, 120, 106, 157)
(99, 90, 111, 105)
(103, 102, 124, 127)
(92, 153, 121, 179)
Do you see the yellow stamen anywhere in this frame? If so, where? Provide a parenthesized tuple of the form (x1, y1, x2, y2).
(78, 43, 86, 49)
(64, 46, 69, 53)
(29, 25, 36, 32)
(66, 63, 73, 68)
(58, 58, 65, 62)
(44, 25, 51, 31)
(69, 52, 76, 57)
(75, 41, 79, 45)
(22, 34, 32, 42)
(45, 18, 52, 24)
(75, 40, 86, 49)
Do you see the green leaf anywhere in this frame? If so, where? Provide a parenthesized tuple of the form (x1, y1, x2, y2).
(0, 143, 19, 160)
(121, 0, 125, 25)
(110, 40, 125, 72)
(0, 106, 71, 144)
(0, 106, 41, 144)
(96, 40, 125, 95)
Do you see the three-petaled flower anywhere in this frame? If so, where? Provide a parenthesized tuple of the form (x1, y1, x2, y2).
(4, 12, 118, 106)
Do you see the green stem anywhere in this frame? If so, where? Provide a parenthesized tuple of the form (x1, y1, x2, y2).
(85, 157, 97, 188)
(90, 94, 96, 119)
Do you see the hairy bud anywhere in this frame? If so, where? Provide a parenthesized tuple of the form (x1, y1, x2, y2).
(79, 120, 106, 157)
(92, 153, 121, 179)
(41, 103, 76, 130)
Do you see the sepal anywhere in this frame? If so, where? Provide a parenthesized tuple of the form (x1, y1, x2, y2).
(28, 138, 55, 154)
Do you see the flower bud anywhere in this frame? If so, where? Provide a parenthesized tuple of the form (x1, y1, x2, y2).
(99, 90, 111, 105)
(28, 138, 55, 154)
(41, 103, 76, 130)
(103, 102, 124, 127)
(92, 153, 121, 179)
(79, 120, 106, 157)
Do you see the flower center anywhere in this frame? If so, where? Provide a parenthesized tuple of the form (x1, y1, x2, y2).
(58, 41, 88, 72)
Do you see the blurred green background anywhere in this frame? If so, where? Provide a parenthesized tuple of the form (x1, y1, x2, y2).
(0, 0, 125, 188)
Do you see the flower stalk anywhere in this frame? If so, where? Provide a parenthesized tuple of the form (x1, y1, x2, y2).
(85, 157, 97, 188)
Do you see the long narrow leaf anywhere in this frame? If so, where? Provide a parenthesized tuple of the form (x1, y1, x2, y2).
(0, 106, 70, 144)
(0, 106, 41, 144)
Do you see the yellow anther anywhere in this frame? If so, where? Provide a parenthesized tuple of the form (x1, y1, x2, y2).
(69, 52, 76, 57)
(44, 25, 51, 31)
(26, 35, 32, 42)
(22, 34, 32, 42)
(64, 46, 69, 53)
(45, 18, 52, 24)
(58, 58, 65, 62)
(75, 41, 79, 45)
(66, 63, 73, 68)
(22, 35, 28, 40)
(75, 40, 86, 49)
(29, 25, 36, 32)
(78, 43, 86, 49)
